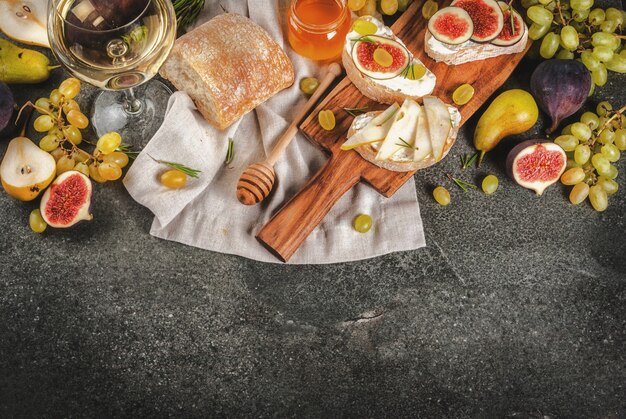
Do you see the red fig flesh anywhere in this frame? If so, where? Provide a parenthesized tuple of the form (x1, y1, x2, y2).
(451, 0, 504, 43)
(530, 60, 592, 134)
(428, 7, 474, 45)
(40, 171, 93, 228)
(506, 141, 567, 195)
(492, 2, 525, 46)
(352, 35, 410, 80)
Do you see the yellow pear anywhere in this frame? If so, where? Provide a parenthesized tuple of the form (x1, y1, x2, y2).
(0, 136, 56, 201)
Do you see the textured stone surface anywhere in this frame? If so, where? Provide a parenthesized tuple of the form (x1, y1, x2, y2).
(1, 29, 625, 418)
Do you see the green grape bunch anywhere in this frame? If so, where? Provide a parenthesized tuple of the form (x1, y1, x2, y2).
(522, 0, 626, 91)
(557, 101, 625, 211)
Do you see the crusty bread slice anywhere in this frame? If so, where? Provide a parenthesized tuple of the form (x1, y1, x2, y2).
(424, 30, 528, 66)
(159, 14, 294, 130)
(347, 110, 460, 172)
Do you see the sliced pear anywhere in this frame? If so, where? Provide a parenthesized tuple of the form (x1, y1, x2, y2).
(0, 1, 49, 48)
(413, 106, 432, 162)
(376, 99, 420, 161)
(423, 96, 452, 162)
(0, 137, 56, 201)
(341, 103, 400, 150)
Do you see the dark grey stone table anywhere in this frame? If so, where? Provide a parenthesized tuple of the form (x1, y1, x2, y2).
(1, 30, 625, 418)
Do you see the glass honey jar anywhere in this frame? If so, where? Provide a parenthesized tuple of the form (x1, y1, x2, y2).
(287, 0, 352, 61)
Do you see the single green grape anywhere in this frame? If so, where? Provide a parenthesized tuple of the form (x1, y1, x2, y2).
(39, 134, 59, 152)
(581, 51, 601, 71)
(571, 122, 592, 141)
(34, 98, 52, 113)
(600, 19, 618, 33)
(596, 101, 612, 116)
(561, 167, 586, 185)
(580, 111, 600, 130)
(561, 124, 573, 135)
(29, 209, 47, 233)
(481, 175, 499, 195)
(592, 45, 614, 62)
(597, 176, 618, 195)
(589, 185, 608, 212)
(528, 5, 554, 26)
(572, 9, 589, 22)
(605, 7, 624, 24)
(97, 132, 122, 154)
(591, 64, 608, 87)
(62, 125, 82, 145)
(554, 134, 578, 151)
(353, 214, 373, 233)
(598, 128, 615, 144)
(574, 144, 591, 165)
(433, 186, 451, 206)
(33, 115, 54, 132)
(66, 110, 89, 129)
(540, 32, 560, 59)
(588, 8, 606, 25)
(528, 23, 551, 40)
(556, 49, 574, 60)
(570, 0, 593, 11)
(299, 77, 320, 95)
(591, 153, 610, 173)
(569, 182, 590, 205)
(605, 55, 626, 73)
(591, 32, 617, 47)
(601, 143, 620, 162)
(58, 78, 81, 99)
(380, 0, 399, 15)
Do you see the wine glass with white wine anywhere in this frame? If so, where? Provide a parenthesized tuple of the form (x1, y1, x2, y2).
(48, 0, 177, 148)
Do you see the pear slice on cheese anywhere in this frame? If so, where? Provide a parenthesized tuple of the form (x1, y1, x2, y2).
(413, 105, 432, 162)
(423, 96, 452, 162)
(340, 103, 400, 150)
(375, 99, 420, 161)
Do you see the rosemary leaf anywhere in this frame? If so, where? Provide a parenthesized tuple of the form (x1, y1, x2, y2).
(225, 138, 234, 166)
(462, 152, 478, 169)
(343, 106, 369, 117)
(172, 0, 205, 30)
(351, 36, 377, 44)
(395, 137, 418, 150)
(447, 173, 477, 192)
(149, 155, 201, 178)
(116, 143, 139, 160)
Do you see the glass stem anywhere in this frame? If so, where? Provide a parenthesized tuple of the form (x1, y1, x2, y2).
(123, 88, 143, 115)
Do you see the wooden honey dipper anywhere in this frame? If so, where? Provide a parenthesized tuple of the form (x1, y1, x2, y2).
(236, 63, 343, 205)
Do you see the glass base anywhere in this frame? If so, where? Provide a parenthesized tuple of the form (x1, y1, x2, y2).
(91, 79, 172, 149)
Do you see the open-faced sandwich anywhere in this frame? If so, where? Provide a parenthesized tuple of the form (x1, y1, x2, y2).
(342, 16, 436, 104)
(341, 97, 461, 172)
(425, 0, 528, 66)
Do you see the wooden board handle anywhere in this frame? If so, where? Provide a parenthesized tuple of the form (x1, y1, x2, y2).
(256, 154, 361, 262)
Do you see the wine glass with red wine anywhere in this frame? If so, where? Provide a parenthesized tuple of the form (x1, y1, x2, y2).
(48, 0, 177, 148)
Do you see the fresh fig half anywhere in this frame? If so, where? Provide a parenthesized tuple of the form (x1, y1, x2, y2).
(351, 35, 410, 80)
(451, 0, 504, 43)
(492, 2, 525, 46)
(428, 7, 474, 45)
(40, 171, 93, 228)
(506, 140, 567, 195)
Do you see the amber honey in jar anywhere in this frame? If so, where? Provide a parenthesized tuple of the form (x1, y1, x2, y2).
(287, 0, 351, 61)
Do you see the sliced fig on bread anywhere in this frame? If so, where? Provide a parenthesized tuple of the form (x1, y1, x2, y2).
(428, 7, 474, 45)
(351, 35, 410, 80)
(450, 0, 504, 43)
(491, 1, 525, 46)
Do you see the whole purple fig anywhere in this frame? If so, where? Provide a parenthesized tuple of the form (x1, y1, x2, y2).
(530, 60, 591, 134)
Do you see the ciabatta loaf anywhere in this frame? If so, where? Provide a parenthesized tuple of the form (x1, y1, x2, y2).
(159, 14, 294, 130)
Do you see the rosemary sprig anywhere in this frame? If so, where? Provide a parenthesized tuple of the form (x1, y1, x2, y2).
(401, 61, 415, 79)
(172, 0, 205, 31)
(395, 137, 418, 150)
(116, 143, 139, 160)
(460, 152, 478, 169)
(225, 138, 234, 166)
(350, 36, 377, 44)
(343, 106, 369, 117)
(446, 173, 477, 192)
(149, 155, 201, 178)
(380, 108, 399, 125)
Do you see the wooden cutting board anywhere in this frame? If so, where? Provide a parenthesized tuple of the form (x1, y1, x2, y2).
(256, 0, 531, 262)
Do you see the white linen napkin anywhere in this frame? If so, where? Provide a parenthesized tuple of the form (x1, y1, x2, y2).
(123, 0, 426, 264)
